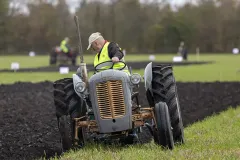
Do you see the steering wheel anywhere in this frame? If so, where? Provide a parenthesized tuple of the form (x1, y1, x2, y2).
(94, 60, 127, 72)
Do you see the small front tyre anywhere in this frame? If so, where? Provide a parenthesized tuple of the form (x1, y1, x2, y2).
(153, 102, 174, 150)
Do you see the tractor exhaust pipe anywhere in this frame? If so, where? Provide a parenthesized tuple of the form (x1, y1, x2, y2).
(74, 15, 88, 85)
(74, 15, 84, 64)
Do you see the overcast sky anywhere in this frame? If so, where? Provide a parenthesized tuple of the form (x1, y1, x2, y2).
(66, 0, 189, 13)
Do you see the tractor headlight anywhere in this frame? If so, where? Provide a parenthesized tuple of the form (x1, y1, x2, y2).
(130, 73, 142, 85)
(75, 82, 86, 93)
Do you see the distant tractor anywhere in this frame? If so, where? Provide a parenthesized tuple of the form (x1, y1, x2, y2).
(53, 16, 184, 153)
(49, 46, 77, 66)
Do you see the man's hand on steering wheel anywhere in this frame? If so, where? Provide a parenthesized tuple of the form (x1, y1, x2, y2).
(94, 59, 126, 72)
(112, 57, 119, 62)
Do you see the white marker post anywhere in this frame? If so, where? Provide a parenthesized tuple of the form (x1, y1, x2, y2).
(232, 48, 239, 55)
(149, 55, 156, 61)
(29, 51, 36, 57)
(173, 56, 183, 62)
(11, 62, 20, 72)
(59, 67, 69, 74)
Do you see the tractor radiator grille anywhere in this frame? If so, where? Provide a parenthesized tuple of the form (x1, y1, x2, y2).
(96, 80, 126, 119)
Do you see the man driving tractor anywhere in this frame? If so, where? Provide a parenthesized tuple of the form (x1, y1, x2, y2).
(87, 32, 130, 74)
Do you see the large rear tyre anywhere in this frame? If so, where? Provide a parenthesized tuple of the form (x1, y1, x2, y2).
(57, 115, 86, 152)
(53, 78, 87, 151)
(53, 78, 69, 117)
(57, 115, 73, 152)
(153, 102, 174, 149)
(63, 78, 87, 118)
(151, 65, 184, 144)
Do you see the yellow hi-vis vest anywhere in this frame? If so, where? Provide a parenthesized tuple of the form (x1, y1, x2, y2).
(94, 42, 130, 74)
(60, 40, 69, 53)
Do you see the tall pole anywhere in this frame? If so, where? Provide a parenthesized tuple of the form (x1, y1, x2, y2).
(94, 1, 100, 31)
(111, 0, 117, 41)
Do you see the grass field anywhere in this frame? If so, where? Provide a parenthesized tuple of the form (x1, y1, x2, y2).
(48, 107, 240, 160)
(0, 54, 240, 83)
(0, 54, 180, 69)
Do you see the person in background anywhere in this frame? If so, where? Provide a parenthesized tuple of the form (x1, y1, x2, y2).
(60, 37, 70, 55)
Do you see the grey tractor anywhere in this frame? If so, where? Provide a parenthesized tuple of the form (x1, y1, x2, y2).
(53, 60, 184, 152)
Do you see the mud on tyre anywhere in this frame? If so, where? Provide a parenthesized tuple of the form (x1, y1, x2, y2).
(53, 78, 87, 151)
(151, 65, 184, 144)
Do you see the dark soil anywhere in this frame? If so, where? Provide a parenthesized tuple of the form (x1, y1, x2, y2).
(0, 81, 240, 160)
(0, 61, 214, 72)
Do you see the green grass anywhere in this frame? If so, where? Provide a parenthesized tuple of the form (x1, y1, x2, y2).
(163, 54, 240, 82)
(0, 72, 76, 84)
(46, 106, 240, 160)
(0, 53, 226, 69)
(0, 55, 93, 69)
(1, 54, 240, 84)
(0, 54, 174, 69)
(135, 54, 240, 82)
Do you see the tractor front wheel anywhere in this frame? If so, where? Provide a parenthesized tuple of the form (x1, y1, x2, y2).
(151, 65, 184, 144)
(153, 102, 174, 149)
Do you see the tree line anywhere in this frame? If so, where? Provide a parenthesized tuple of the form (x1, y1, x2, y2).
(1, 0, 240, 54)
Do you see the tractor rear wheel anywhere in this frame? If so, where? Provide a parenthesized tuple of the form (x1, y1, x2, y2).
(151, 65, 184, 144)
(153, 102, 174, 149)
(53, 78, 87, 151)
(57, 115, 86, 152)
(53, 78, 69, 117)
(57, 115, 73, 152)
